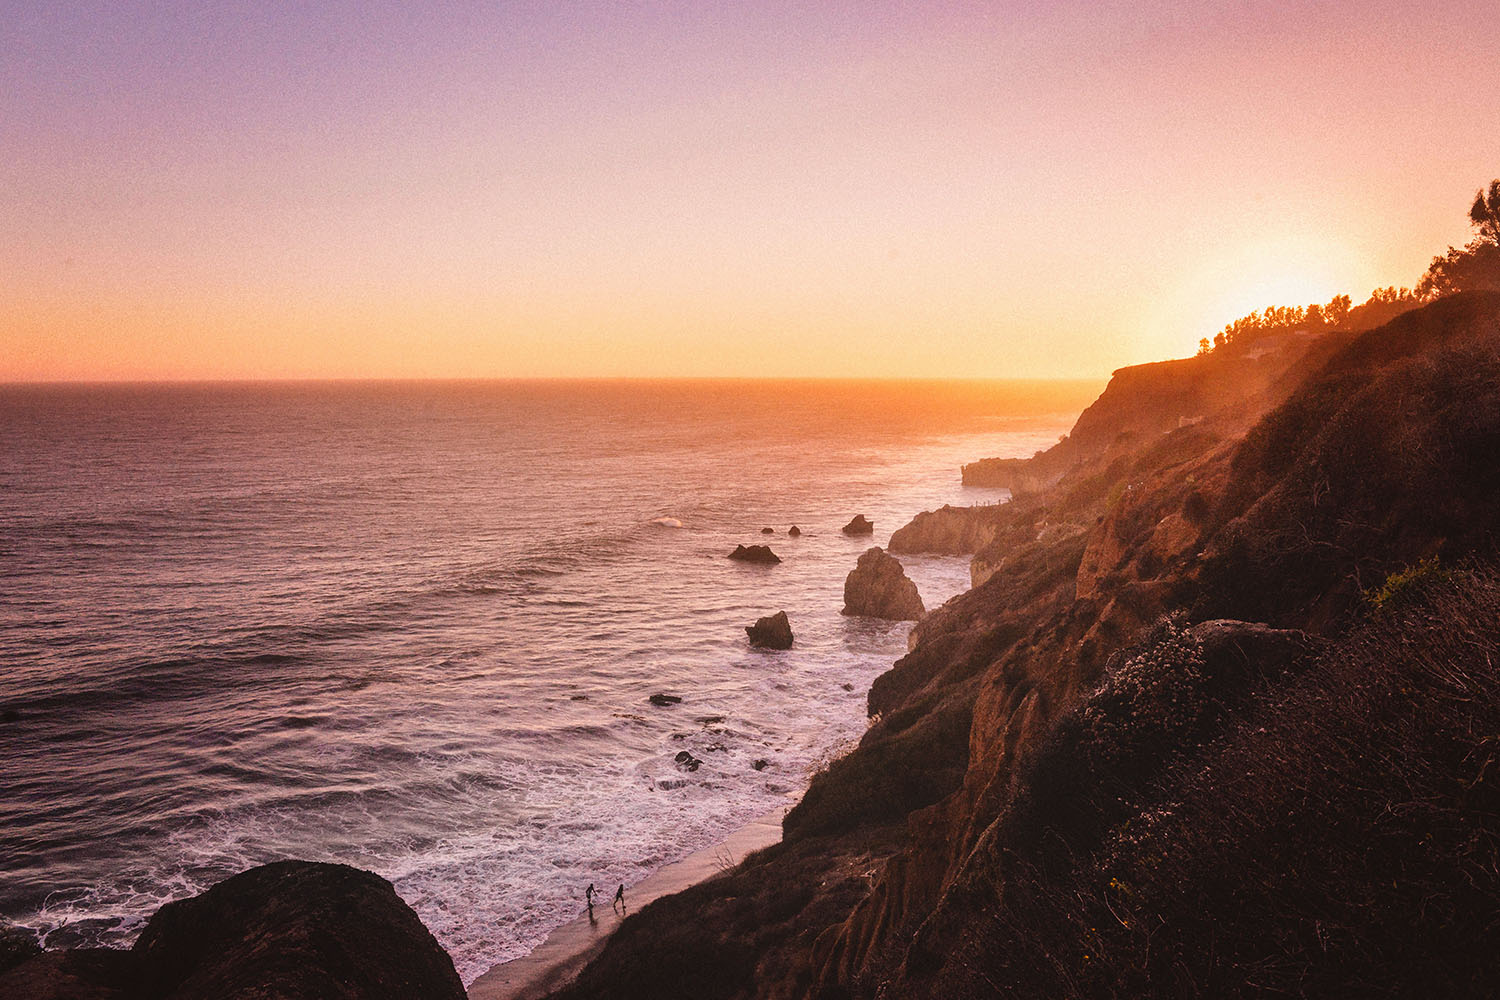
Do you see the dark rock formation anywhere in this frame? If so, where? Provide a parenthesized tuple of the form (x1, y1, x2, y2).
(0, 927, 41, 976)
(788, 525, 801, 537)
(745, 610, 793, 649)
(0, 862, 464, 1000)
(132, 862, 463, 1000)
(841, 514, 874, 536)
(761, 527, 775, 534)
(0, 950, 137, 1000)
(842, 547, 925, 620)
(674, 750, 702, 772)
(648, 693, 682, 706)
(728, 544, 780, 564)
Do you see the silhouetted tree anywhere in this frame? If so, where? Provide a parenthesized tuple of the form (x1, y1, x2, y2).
(1194, 178, 1497, 357)
(1416, 177, 1500, 298)
(1470, 179, 1500, 242)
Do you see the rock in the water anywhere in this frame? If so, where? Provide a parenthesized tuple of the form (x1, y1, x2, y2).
(728, 544, 781, 564)
(842, 547, 925, 620)
(841, 514, 874, 535)
(649, 693, 683, 706)
(788, 525, 801, 537)
(761, 527, 775, 534)
(752, 758, 770, 771)
(745, 610, 794, 650)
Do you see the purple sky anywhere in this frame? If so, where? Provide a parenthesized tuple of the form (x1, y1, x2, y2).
(4, 1, 1498, 379)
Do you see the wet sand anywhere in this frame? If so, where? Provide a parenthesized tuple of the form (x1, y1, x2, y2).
(467, 812, 782, 1000)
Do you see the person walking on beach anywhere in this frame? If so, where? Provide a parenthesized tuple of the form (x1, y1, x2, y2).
(585, 882, 596, 913)
(613, 883, 625, 913)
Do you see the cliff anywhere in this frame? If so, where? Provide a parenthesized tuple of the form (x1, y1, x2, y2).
(540, 291, 1500, 999)
(960, 327, 1330, 493)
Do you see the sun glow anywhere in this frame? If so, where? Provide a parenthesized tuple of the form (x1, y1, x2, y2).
(1159, 232, 1361, 353)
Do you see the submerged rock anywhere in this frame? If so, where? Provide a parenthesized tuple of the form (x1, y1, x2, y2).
(761, 527, 775, 534)
(746, 611, 794, 650)
(729, 544, 781, 564)
(842, 547, 925, 621)
(841, 514, 875, 536)
(649, 693, 683, 707)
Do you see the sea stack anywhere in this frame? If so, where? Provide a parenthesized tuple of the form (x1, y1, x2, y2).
(746, 611, 794, 649)
(729, 544, 781, 564)
(788, 525, 801, 537)
(841, 514, 874, 536)
(842, 547, 925, 620)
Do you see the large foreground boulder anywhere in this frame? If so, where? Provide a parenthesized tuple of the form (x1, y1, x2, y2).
(134, 861, 465, 1000)
(842, 547, 925, 620)
(0, 862, 466, 1000)
(746, 611, 794, 649)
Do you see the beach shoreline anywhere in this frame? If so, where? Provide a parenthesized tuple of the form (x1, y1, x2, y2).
(467, 811, 784, 1000)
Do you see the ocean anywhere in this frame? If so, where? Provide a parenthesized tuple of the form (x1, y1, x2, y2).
(0, 378, 1094, 983)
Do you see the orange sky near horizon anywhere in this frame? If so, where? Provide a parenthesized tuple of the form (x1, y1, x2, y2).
(4, 1, 1497, 382)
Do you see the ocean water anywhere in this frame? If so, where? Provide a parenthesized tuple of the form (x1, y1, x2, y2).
(0, 379, 1093, 982)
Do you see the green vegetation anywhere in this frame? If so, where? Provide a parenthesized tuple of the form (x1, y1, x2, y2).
(1365, 555, 1447, 612)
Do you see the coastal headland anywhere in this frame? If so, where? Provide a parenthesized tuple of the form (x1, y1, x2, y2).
(8, 291, 1500, 998)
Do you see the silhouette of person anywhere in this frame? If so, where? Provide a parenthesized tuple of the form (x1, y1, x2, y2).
(585, 882, 596, 912)
(613, 883, 625, 913)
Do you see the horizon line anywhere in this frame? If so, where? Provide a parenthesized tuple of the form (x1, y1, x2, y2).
(0, 373, 1112, 389)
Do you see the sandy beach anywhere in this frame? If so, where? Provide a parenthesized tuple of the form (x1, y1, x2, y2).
(468, 812, 783, 1000)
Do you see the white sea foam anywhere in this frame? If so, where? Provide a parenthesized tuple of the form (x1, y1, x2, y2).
(0, 382, 1086, 984)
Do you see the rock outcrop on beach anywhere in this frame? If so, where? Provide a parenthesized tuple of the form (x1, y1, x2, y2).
(0, 862, 465, 1000)
(728, 544, 780, 564)
(540, 292, 1500, 1000)
(840, 515, 874, 536)
(842, 547, 925, 621)
(887, 503, 1009, 555)
(746, 611, 793, 649)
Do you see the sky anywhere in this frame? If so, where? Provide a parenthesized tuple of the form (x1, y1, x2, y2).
(3, 0, 1497, 381)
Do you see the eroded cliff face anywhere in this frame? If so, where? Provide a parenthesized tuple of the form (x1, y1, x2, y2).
(542, 292, 1500, 1000)
(825, 291, 1500, 999)
(961, 330, 1329, 493)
